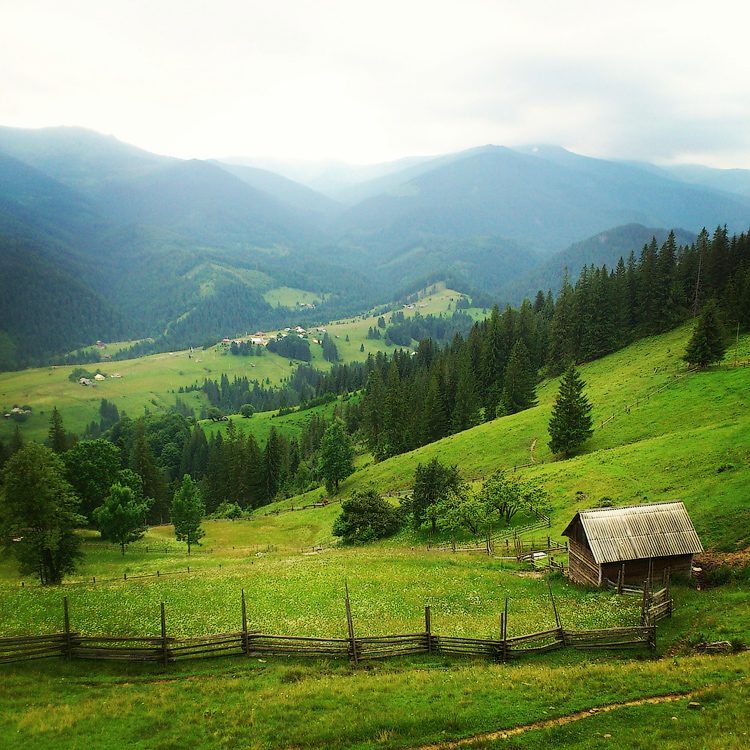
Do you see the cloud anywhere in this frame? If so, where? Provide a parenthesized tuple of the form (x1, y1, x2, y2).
(1, 0, 749, 167)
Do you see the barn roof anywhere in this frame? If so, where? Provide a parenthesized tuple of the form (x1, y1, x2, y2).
(562, 501, 703, 564)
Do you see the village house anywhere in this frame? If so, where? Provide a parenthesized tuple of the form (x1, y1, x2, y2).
(562, 501, 703, 588)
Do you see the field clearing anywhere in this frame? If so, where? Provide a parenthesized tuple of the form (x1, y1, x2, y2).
(201, 398, 342, 446)
(0, 528, 641, 641)
(263, 286, 321, 307)
(0, 627, 748, 749)
(0, 285, 481, 442)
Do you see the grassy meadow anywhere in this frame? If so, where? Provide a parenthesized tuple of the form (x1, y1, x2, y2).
(1, 307, 750, 748)
(0, 283, 480, 442)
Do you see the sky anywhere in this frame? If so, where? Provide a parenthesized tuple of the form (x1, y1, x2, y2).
(2, 0, 749, 168)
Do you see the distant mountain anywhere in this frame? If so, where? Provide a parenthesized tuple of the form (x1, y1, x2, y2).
(0, 151, 109, 279)
(327, 147, 498, 206)
(331, 146, 750, 260)
(95, 159, 320, 250)
(209, 160, 341, 221)
(499, 224, 697, 303)
(662, 164, 750, 199)
(218, 155, 435, 196)
(0, 125, 173, 195)
(359, 235, 541, 298)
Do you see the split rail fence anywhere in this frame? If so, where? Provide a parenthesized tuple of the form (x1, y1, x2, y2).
(0, 588, 656, 668)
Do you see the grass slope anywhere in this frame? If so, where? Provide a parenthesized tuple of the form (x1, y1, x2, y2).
(0, 284, 476, 442)
(1, 321, 749, 750)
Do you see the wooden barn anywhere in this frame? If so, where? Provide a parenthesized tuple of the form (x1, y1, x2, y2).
(562, 501, 703, 588)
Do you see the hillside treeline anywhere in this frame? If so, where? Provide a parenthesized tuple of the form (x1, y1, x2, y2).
(0, 409, 336, 524)
(1, 226, 747, 516)
(307, 226, 750, 459)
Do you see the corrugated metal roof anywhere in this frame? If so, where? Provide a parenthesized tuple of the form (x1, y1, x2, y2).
(563, 501, 703, 564)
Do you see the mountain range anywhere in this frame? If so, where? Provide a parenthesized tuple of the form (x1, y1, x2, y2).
(1, 124, 750, 368)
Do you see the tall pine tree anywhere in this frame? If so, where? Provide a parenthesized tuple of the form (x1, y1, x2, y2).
(548, 365, 593, 457)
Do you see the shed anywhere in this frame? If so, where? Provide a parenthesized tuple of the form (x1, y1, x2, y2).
(562, 501, 703, 588)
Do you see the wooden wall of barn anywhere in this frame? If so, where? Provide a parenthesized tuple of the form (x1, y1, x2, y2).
(600, 554, 694, 586)
(568, 540, 600, 587)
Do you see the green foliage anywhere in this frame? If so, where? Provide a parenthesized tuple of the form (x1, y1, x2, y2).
(332, 488, 402, 544)
(239, 403, 254, 418)
(548, 364, 594, 457)
(93, 483, 150, 554)
(411, 458, 462, 532)
(171, 474, 206, 554)
(478, 470, 549, 526)
(62, 439, 122, 522)
(47, 406, 68, 454)
(427, 483, 486, 537)
(684, 301, 728, 368)
(0, 443, 84, 584)
(428, 470, 549, 536)
(318, 419, 354, 493)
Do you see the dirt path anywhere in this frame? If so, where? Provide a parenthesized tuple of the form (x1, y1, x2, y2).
(410, 692, 691, 749)
(529, 438, 537, 463)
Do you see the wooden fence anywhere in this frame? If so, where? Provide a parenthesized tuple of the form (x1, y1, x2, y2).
(604, 569, 673, 629)
(0, 590, 656, 668)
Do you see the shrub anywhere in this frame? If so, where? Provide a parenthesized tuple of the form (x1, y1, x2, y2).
(332, 489, 402, 545)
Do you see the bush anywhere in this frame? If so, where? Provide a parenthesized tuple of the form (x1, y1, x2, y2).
(332, 489, 402, 545)
(214, 502, 243, 520)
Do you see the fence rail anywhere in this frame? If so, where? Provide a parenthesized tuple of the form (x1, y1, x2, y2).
(0, 591, 657, 668)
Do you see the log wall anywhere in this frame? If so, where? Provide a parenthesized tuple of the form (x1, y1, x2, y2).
(568, 540, 600, 586)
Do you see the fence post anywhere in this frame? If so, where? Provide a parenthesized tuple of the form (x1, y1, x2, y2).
(641, 580, 649, 625)
(345, 583, 358, 665)
(451, 537, 456, 553)
(160, 602, 169, 668)
(502, 598, 509, 662)
(241, 589, 249, 656)
(425, 605, 432, 655)
(63, 596, 72, 660)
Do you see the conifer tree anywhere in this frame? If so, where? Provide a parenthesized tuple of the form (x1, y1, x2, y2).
(319, 419, 355, 493)
(548, 365, 593, 457)
(480, 305, 505, 420)
(171, 474, 205, 555)
(502, 339, 538, 415)
(262, 427, 284, 503)
(683, 301, 727, 368)
(47, 407, 68, 454)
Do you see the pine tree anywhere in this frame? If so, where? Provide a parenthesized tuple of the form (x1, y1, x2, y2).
(171, 474, 205, 555)
(319, 419, 355, 493)
(501, 339, 538, 415)
(262, 427, 284, 503)
(548, 365, 594, 457)
(683, 301, 727, 368)
(47, 407, 68, 454)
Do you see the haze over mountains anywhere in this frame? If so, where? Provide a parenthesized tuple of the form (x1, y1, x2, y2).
(1, 124, 750, 369)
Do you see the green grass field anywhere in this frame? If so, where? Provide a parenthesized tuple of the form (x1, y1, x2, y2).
(0, 284, 480, 443)
(1, 309, 750, 748)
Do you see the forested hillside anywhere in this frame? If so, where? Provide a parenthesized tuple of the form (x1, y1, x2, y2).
(2, 126, 750, 372)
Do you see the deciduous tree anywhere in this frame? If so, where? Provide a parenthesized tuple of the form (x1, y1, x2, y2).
(332, 489, 401, 544)
(93, 483, 150, 555)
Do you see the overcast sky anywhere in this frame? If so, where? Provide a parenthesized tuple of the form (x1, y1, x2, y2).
(2, 0, 749, 167)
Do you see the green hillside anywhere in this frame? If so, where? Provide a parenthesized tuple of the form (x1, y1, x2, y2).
(1, 322, 749, 749)
(0, 285, 475, 442)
